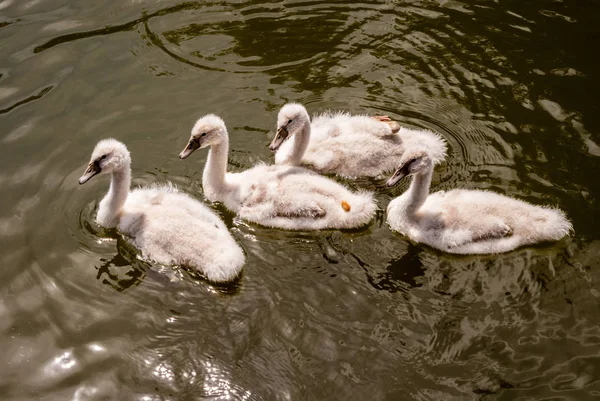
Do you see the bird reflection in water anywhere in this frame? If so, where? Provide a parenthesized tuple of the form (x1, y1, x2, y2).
(365, 243, 426, 293)
(95, 237, 149, 292)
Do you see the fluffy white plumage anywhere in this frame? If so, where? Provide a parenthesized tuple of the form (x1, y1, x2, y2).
(79, 139, 245, 282)
(271, 103, 447, 178)
(385, 148, 572, 254)
(179, 114, 376, 230)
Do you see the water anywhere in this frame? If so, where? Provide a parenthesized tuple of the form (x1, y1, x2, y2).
(1, 0, 599, 399)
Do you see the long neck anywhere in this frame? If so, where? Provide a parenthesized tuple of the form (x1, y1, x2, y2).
(98, 166, 131, 227)
(288, 119, 310, 165)
(404, 166, 432, 214)
(202, 137, 229, 194)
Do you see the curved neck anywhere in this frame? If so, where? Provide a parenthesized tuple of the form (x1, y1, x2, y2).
(288, 118, 310, 165)
(98, 166, 131, 227)
(404, 165, 432, 214)
(203, 137, 229, 194)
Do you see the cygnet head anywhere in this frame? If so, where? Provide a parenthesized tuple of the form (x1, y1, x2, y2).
(269, 103, 310, 151)
(386, 149, 433, 187)
(179, 114, 227, 160)
(79, 139, 131, 185)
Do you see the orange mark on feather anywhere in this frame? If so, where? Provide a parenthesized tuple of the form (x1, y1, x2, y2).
(341, 200, 351, 212)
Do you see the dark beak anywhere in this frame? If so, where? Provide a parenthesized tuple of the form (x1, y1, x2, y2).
(269, 127, 289, 152)
(386, 164, 410, 187)
(78, 162, 101, 185)
(179, 138, 200, 160)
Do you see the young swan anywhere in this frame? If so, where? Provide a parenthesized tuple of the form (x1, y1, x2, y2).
(178, 114, 376, 230)
(270, 103, 447, 179)
(79, 139, 245, 282)
(385, 149, 572, 254)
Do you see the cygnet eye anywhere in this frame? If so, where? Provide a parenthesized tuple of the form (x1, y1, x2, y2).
(288, 119, 292, 124)
(201, 132, 207, 137)
(100, 155, 107, 160)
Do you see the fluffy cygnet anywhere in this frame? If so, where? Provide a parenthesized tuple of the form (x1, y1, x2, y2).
(385, 148, 572, 254)
(79, 139, 245, 282)
(179, 115, 377, 230)
(270, 103, 447, 178)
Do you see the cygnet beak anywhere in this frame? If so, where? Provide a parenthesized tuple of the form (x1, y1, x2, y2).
(386, 165, 409, 187)
(179, 138, 200, 160)
(78, 162, 101, 185)
(269, 127, 289, 152)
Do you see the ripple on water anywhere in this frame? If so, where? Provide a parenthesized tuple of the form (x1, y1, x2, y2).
(141, 2, 355, 75)
(0, 0, 597, 399)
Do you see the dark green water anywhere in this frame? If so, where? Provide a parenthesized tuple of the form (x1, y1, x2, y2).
(1, 0, 600, 400)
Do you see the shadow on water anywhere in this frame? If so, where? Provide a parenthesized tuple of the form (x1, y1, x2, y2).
(95, 236, 149, 292)
(368, 243, 426, 292)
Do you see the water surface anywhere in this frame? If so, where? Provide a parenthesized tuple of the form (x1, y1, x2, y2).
(1, 0, 599, 399)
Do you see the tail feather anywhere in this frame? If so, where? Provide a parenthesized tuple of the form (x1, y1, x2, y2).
(526, 207, 572, 243)
(341, 191, 377, 228)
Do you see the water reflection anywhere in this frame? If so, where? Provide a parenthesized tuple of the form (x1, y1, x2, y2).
(0, 85, 53, 114)
(96, 237, 149, 292)
(1, 0, 599, 399)
(368, 243, 426, 292)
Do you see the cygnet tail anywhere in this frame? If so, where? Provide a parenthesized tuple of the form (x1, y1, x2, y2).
(525, 207, 573, 244)
(338, 191, 377, 229)
(201, 244, 245, 283)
